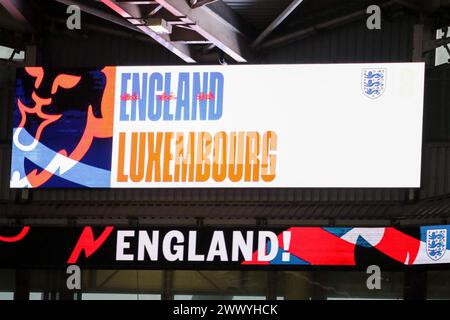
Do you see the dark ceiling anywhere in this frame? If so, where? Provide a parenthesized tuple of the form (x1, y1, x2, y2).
(2, 0, 449, 64)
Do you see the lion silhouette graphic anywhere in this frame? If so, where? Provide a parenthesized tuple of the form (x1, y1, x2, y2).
(11, 66, 116, 188)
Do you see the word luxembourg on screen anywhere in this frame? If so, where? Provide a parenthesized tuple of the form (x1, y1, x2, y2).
(10, 63, 425, 188)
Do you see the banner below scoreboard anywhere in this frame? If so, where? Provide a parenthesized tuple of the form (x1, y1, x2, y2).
(11, 63, 425, 188)
(0, 225, 449, 269)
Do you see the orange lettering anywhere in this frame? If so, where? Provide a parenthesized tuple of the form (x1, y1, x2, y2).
(145, 132, 163, 182)
(212, 131, 227, 182)
(163, 132, 174, 182)
(117, 132, 128, 182)
(195, 132, 211, 182)
(245, 132, 260, 182)
(174, 132, 195, 182)
(130, 132, 146, 182)
(261, 131, 277, 182)
(228, 132, 244, 182)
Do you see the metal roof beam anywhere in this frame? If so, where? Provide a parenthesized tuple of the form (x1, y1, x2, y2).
(391, 0, 423, 11)
(260, 10, 366, 50)
(251, 0, 305, 49)
(259, 0, 403, 51)
(116, 1, 159, 4)
(54, 0, 144, 33)
(99, 0, 196, 63)
(0, 0, 37, 30)
(188, 0, 218, 9)
(154, 0, 251, 62)
(207, 0, 257, 38)
(170, 26, 211, 43)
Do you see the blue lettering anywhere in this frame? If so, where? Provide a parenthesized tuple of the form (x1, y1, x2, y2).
(148, 72, 163, 121)
(130, 73, 147, 121)
(209, 72, 223, 120)
(119, 73, 131, 121)
(121, 71, 224, 122)
(191, 72, 208, 120)
(163, 72, 173, 121)
(175, 72, 190, 120)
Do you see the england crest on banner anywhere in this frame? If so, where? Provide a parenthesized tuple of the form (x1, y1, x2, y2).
(362, 68, 386, 99)
(426, 229, 447, 261)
